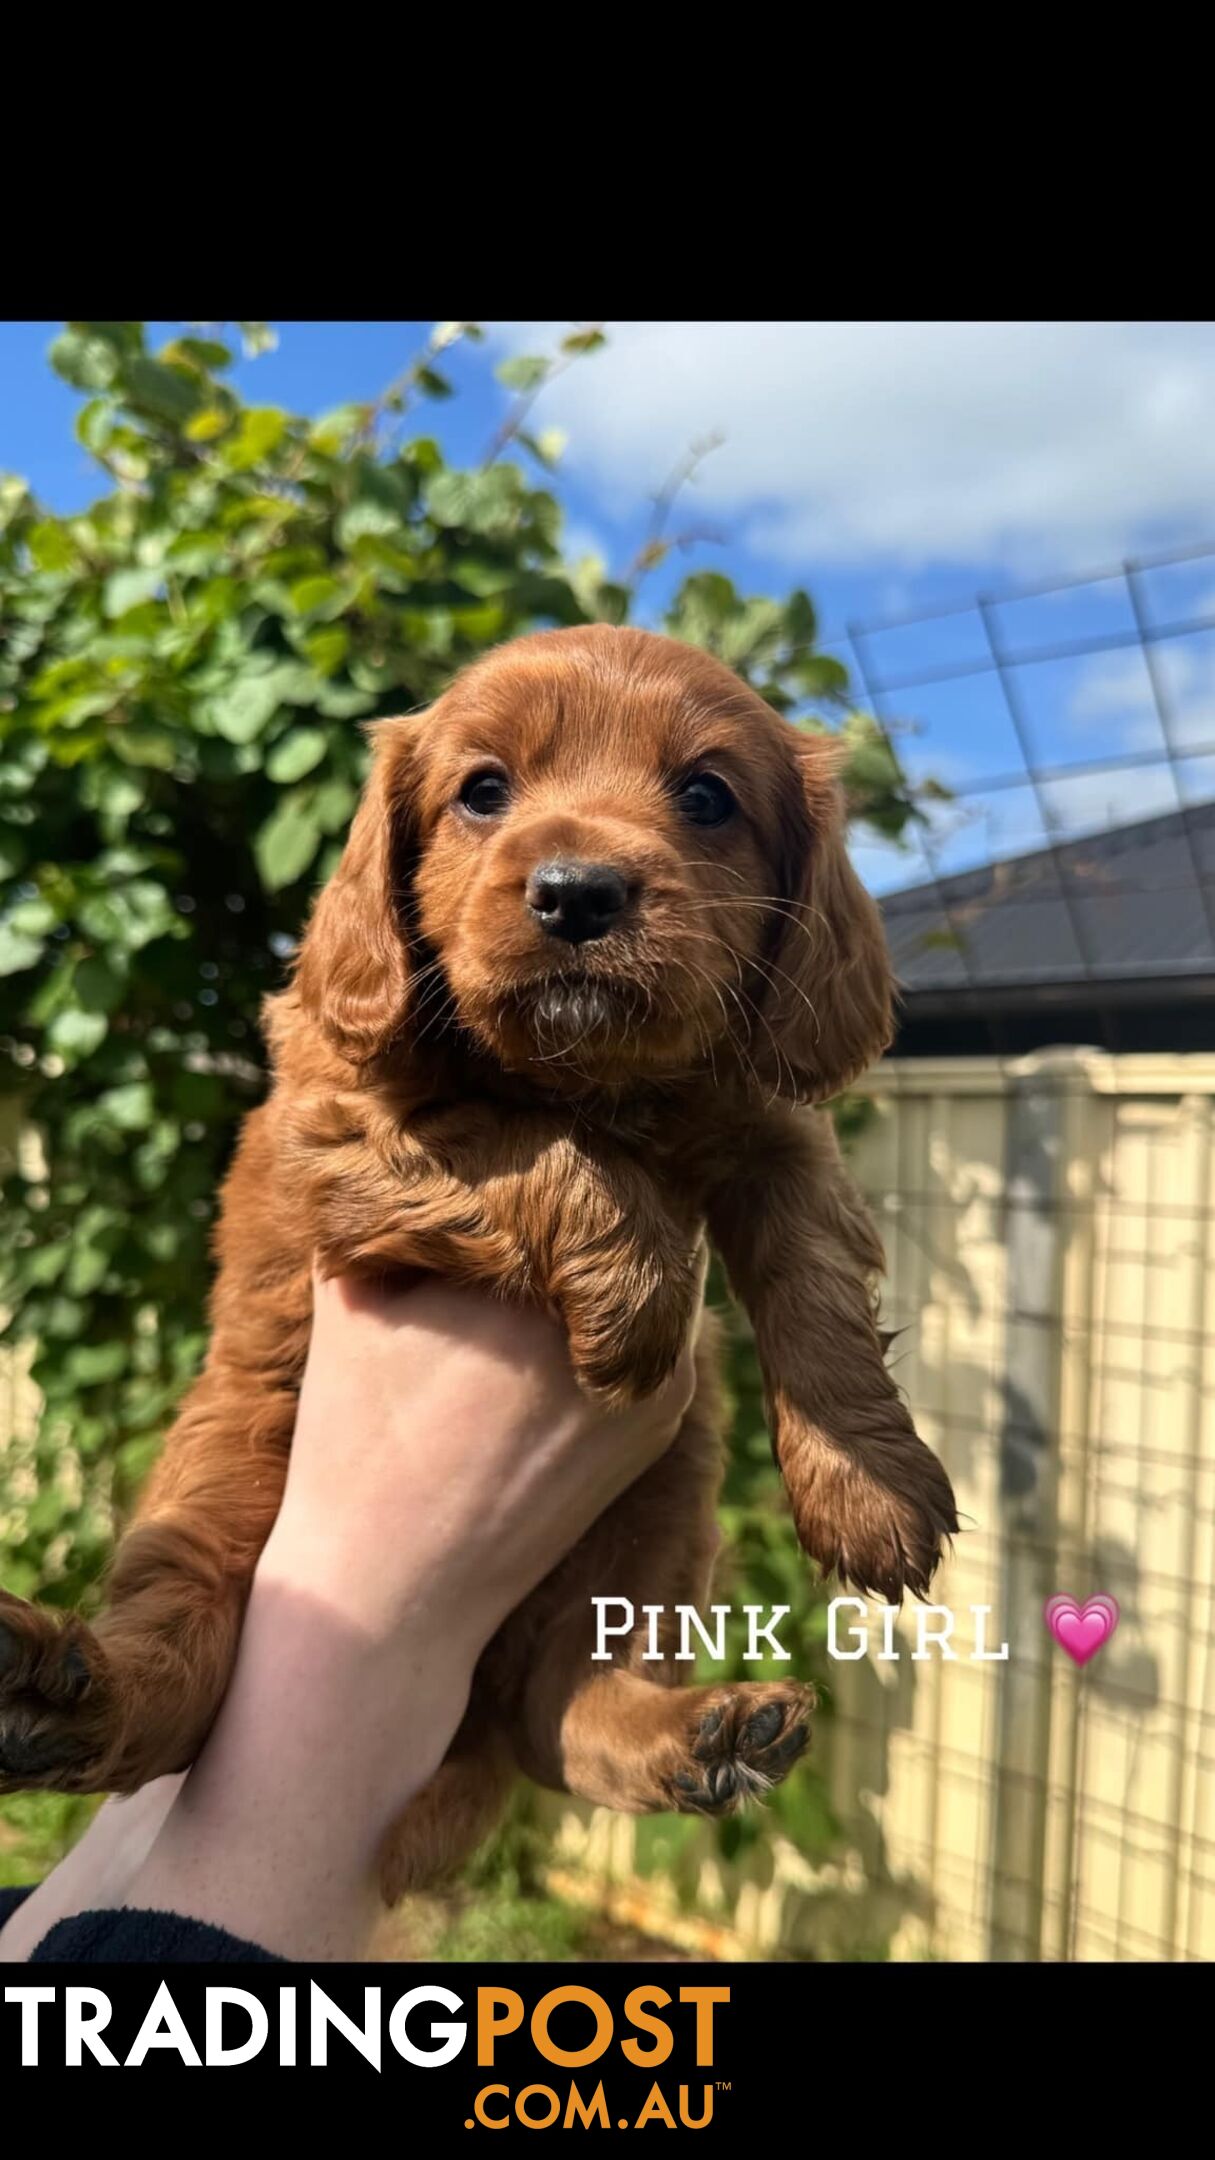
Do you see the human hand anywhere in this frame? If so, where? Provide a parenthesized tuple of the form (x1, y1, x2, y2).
(261, 1270, 697, 1668)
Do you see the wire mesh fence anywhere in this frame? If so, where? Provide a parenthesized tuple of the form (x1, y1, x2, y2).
(820, 540, 1215, 1056)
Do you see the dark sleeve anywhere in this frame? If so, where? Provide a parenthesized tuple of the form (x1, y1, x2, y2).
(0, 1885, 283, 1963)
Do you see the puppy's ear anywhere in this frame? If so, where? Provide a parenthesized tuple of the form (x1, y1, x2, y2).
(759, 733, 893, 1103)
(294, 717, 422, 1064)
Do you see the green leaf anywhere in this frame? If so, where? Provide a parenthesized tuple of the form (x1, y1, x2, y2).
(451, 600, 508, 644)
(237, 322, 279, 358)
(431, 321, 480, 350)
(207, 663, 316, 745)
(414, 366, 453, 400)
(221, 407, 288, 470)
(335, 462, 415, 547)
(74, 398, 114, 453)
(560, 328, 606, 356)
(74, 955, 126, 1013)
(495, 355, 549, 393)
(0, 829, 29, 879)
(27, 520, 79, 573)
(449, 555, 519, 598)
(76, 879, 176, 953)
(593, 581, 630, 627)
(97, 1081, 154, 1131)
(103, 567, 163, 618)
(71, 321, 143, 356)
(665, 571, 738, 647)
(165, 336, 233, 371)
(792, 654, 850, 702)
(21, 1243, 70, 1289)
(425, 467, 523, 536)
(266, 726, 328, 784)
(255, 792, 322, 892)
(783, 589, 819, 649)
(309, 404, 366, 453)
(110, 721, 179, 770)
(41, 1295, 88, 1342)
(0, 474, 32, 532)
(184, 406, 232, 444)
(718, 597, 784, 668)
(48, 329, 122, 392)
(300, 625, 349, 677)
(64, 1340, 128, 1387)
(85, 767, 144, 819)
(313, 681, 376, 719)
(287, 574, 343, 616)
(0, 922, 43, 975)
(65, 1242, 112, 1298)
(123, 357, 206, 425)
(313, 776, 357, 833)
(6, 897, 56, 936)
(47, 1006, 108, 1060)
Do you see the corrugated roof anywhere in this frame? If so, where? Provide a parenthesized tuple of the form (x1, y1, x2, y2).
(880, 804, 1215, 996)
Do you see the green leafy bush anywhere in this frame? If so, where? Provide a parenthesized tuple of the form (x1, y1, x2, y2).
(0, 322, 924, 1890)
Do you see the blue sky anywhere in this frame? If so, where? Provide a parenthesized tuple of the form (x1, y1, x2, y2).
(5, 320, 1214, 896)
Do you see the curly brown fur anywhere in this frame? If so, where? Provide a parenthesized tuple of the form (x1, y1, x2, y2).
(0, 626, 957, 1892)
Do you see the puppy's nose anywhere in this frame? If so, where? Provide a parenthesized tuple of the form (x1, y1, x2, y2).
(525, 859, 630, 944)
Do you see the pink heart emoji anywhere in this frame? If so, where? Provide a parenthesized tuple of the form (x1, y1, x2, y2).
(1044, 1593, 1120, 1666)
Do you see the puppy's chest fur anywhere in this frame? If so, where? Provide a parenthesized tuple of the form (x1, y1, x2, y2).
(281, 1011, 746, 1217)
(268, 1019, 762, 1411)
(301, 1062, 744, 1234)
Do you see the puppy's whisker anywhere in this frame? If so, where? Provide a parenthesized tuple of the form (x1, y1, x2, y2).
(718, 971, 789, 1108)
(670, 898, 826, 942)
(742, 949, 823, 1040)
(673, 926, 800, 1104)
(672, 908, 825, 1045)
(409, 969, 450, 1017)
(527, 1014, 601, 1067)
(662, 940, 767, 1102)
(411, 973, 459, 1046)
(684, 857, 752, 890)
(714, 977, 765, 1100)
(411, 998, 454, 1046)
(661, 952, 728, 1091)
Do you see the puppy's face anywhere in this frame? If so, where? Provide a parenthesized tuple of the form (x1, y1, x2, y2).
(297, 627, 893, 1102)
(409, 635, 804, 1083)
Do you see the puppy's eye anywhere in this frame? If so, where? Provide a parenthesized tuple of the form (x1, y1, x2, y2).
(458, 769, 511, 819)
(676, 773, 736, 828)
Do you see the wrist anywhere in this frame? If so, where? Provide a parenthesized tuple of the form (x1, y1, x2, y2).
(126, 1564, 479, 1954)
(252, 1520, 484, 1719)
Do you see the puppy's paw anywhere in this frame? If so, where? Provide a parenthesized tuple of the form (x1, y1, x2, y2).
(781, 1411, 959, 1602)
(0, 1594, 116, 1794)
(665, 1682, 813, 1815)
(565, 1283, 696, 1407)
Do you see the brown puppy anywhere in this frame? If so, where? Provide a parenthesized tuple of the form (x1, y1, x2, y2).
(0, 625, 957, 1896)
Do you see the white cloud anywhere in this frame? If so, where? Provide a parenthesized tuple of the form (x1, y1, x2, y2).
(1070, 638, 1215, 754)
(1068, 651, 1161, 752)
(488, 322, 1215, 574)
